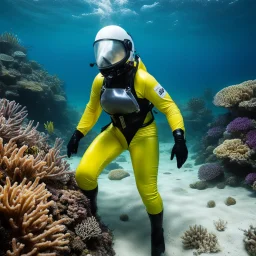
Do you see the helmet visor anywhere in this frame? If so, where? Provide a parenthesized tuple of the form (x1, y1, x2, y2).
(94, 40, 126, 69)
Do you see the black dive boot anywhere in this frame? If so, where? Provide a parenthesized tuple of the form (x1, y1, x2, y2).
(82, 186, 98, 216)
(148, 211, 165, 256)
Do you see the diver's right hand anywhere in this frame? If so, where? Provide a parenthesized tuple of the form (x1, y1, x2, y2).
(67, 130, 84, 158)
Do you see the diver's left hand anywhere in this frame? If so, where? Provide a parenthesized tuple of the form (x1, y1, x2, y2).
(170, 129, 188, 168)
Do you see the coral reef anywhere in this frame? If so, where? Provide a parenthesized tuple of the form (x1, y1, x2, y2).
(207, 200, 216, 208)
(225, 197, 236, 206)
(225, 176, 240, 187)
(108, 169, 130, 180)
(0, 32, 26, 54)
(181, 225, 220, 255)
(75, 217, 102, 241)
(0, 99, 45, 146)
(0, 98, 115, 256)
(213, 139, 252, 162)
(226, 117, 255, 133)
(49, 188, 89, 224)
(216, 182, 226, 189)
(239, 98, 256, 111)
(191, 112, 233, 166)
(213, 219, 227, 232)
(198, 163, 224, 181)
(245, 173, 256, 185)
(242, 225, 256, 256)
(213, 80, 256, 108)
(0, 32, 79, 136)
(192, 80, 256, 184)
(246, 130, 256, 150)
(0, 137, 71, 183)
(0, 177, 70, 255)
(207, 126, 225, 139)
(252, 181, 256, 191)
(189, 181, 208, 190)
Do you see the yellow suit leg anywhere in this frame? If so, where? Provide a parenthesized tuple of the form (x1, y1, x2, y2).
(75, 124, 127, 190)
(129, 121, 163, 215)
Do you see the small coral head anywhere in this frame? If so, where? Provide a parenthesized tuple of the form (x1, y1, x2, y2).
(246, 130, 256, 150)
(226, 117, 254, 133)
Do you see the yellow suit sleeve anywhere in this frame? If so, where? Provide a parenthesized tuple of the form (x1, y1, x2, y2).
(76, 73, 103, 135)
(135, 69, 185, 132)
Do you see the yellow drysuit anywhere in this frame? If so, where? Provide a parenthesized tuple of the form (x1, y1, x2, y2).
(75, 60, 184, 214)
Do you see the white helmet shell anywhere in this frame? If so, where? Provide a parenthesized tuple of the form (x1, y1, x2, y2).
(94, 25, 135, 63)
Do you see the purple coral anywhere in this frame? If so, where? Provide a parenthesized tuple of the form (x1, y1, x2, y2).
(246, 130, 256, 150)
(245, 173, 256, 185)
(226, 117, 254, 133)
(207, 126, 225, 138)
(198, 163, 224, 181)
(60, 190, 88, 220)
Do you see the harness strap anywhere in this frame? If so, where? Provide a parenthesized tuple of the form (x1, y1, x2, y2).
(100, 57, 155, 145)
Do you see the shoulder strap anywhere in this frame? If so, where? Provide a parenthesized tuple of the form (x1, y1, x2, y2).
(129, 57, 139, 95)
(131, 57, 155, 112)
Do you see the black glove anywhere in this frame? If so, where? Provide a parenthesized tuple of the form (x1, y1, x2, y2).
(170, 129, 188, 168)
(67, 130, 84, 158)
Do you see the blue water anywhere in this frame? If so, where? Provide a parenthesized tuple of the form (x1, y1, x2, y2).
(1, 2, 256, 255)
(1, 0, 255, 121)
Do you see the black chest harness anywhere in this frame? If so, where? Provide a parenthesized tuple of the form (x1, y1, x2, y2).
(100, 59, 154, 145)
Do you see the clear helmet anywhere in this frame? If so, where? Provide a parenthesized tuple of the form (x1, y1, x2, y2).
(93, 25, 135, 76)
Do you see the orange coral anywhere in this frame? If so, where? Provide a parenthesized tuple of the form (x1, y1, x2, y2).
(0, 177, 70, 255)
(0, 138, 71, 183)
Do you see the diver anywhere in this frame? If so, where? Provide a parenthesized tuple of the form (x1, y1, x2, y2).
(67, 25, 188, 256)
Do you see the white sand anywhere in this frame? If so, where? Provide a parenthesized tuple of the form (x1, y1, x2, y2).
(68, 143, 256, 256)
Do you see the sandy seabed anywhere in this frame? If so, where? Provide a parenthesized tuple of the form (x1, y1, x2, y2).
(67, 143, 256, 256)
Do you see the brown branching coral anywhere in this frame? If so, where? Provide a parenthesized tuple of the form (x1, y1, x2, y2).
(0, 177, 70, 255)
(0, 99, 27, 139)
(7, 238, 25, 256)
(0, 138, 71, 183)
(0, 98, 46, 146)
(213, 80, 256, 108)
(40, 138, 71, 183)
(0, 177, 53, 232)
(0, 137, 17, 164)
(2, 143, 48, 181)
(213, 139, 252, 162)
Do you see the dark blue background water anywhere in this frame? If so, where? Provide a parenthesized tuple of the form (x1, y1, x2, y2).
(1, 0, 255, 126)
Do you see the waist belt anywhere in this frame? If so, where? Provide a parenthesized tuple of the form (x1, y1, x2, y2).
(101, 111, 154, 145)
